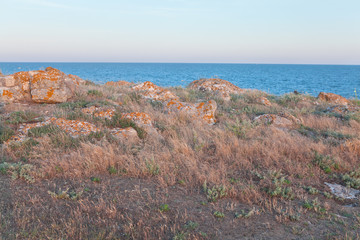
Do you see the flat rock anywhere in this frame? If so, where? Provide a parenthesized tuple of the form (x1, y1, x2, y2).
(325, 182, 360, 199)
(132, 81, 179, 102)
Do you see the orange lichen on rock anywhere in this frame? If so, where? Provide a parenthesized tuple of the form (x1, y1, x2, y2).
(49, 118, 99, 138)
(166, 99, 217, 125)
(259, 97, 272, 106)
(122, 112, 152, 127)
(254, 113, 301, 128)
(188, 78, 244, 101)
(0, 67, 85, 103)
(327, 105, 359, 114)
(2, 89, 14, 98)
(81, 106, 116, 119)
(105, 81, 132, 87)
(317, 92, 351, 105)
(110, 127, 138, 140)
(132, 81, 179, 102)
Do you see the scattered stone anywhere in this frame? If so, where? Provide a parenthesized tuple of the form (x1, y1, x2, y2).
(132, 81, 179, 102)
(0, 67, 85, 103)
(318, 92, 351, 106)
(187, 78, 244, 101)
(325, 182, 360, 200)
(254, 112, 301, 128)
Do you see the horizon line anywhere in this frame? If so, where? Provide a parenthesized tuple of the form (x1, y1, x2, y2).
(0, 61, 359, 66)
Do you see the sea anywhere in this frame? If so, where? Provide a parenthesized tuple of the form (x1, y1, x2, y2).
(0, 62, 359, 98)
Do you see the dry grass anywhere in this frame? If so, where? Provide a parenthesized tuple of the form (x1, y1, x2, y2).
(1, 83, 360, 239)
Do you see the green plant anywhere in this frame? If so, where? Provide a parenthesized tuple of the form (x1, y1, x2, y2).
(213, 211, 225, 218)
(235, 208, 256, 219)
(145, 158, 160, 176)
(87, 89, 103, 97)
(265, 171, 294, 200)
(226, 118, 255, 139)
(0, 124, 14, 144)
(27, 124, 61, 138)
(304, 186, 319, 195)
(303, 198, 326, 213)
(105, 114, 146, 139)
(108, 166, 117, 175)
(0, 162, 35, 183)
(184, 221, 199, 231)
(90, 177, 101, 183)
(312, 151, 338, 174)
(6, 111, 40, 125)
(202, 181, 227, 202)
(48, 188, 83, 200)
(159, 204, 169, 212)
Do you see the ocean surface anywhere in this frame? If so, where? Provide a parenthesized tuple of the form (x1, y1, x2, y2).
(0, 62, 359, 98)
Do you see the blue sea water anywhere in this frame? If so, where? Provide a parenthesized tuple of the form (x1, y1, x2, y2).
(0, 62, 359, 98)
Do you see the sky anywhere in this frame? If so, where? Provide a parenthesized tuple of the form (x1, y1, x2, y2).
(1, 0, 360, 64)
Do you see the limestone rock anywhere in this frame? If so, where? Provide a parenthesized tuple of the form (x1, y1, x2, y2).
(318, 92, 351, 105)
(110, 127, 138, 140)
(132, 81, 179, 102)
(0, 67, 85, 103)
(327, 105, 359, 114)
(166, 99, 217, 125)
(187, 78, 244, 101)
(254, 113, 301, 128)
(122, 112, 153, 128)
(325, 182, 360, 199)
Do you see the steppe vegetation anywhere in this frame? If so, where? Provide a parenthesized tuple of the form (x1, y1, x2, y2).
(1, 74, 360, 239)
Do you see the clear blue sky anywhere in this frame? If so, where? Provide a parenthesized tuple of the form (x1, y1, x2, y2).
(1, 0, 360, 64)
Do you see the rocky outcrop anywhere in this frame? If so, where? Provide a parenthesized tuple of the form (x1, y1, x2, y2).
(110, 127, 138, 140)
(187, 78, 244, 101)
(133, 81, 217, 125)
(254, 113, 301, 128)
(318, 92, 350, 106)
(0, 67, 85, 103)
(132, 81, 179, 102)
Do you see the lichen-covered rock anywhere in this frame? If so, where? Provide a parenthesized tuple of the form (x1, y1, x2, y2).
(318, 92, 351, 105)
(110, 127, 138, 140)
(166, 99, 217, 125)
(48, 117, 100, 138)
(259, 97, 271, 106)
(81, 106, 116, 119)
(254, 113, 301, 128)
(105, 81, 132, 87)
(132, 81, 179, 102)
(0, 67, 85, 103)
(187, 78, 244, 101)
(122, 112, 152, 128)
(325, 182, 360, 199)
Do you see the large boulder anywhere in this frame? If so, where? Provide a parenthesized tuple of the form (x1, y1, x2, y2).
(187, 78, 244, 101)
(317, 92, 350, 106)
(0, 67, 85, 103)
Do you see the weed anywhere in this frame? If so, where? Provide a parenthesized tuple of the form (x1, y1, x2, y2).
(213, 211, 225, 218)
(108, 166, 117, 175)
(145, 158, 160, 176)
(0, 124, 14, 143)
(203, 181, 227, 202)
(184, 221, 199, 231)
(304, 186, 319, 195)
(312, 151, 338, 174)
(105, 113, 146, 139)
(265, 171, 294, 200)
(0, 162, 35, 183)
(27, 124, 62, 138)
(303, 198, 326, 213)
(90, 177, 101, 183)
(5, 111, 41, 125)
(226, 118, 255, 139)
(159, 204, 169, 212)
(48, 188, 83, 200)
(235, 208, 256, 219)
(87, 90, 103, 97)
